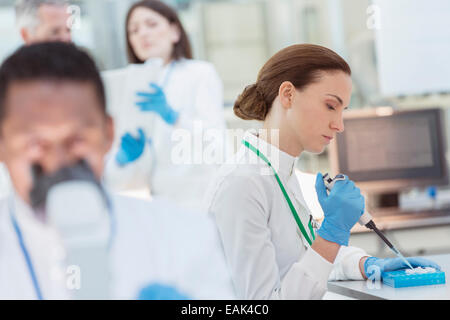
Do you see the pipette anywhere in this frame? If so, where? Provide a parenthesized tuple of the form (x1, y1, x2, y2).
(323, 173, 414, 270)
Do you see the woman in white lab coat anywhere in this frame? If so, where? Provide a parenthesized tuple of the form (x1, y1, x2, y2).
(205, 44, 441, 299)
(104, 0, 226, 210)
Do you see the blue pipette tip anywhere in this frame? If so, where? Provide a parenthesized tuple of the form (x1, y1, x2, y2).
(392, 247, 414, 270)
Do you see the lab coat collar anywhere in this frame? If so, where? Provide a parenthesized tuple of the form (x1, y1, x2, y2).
(144, 57, 164, 67)
(288, 173, 313, 216)
(10, 192, 42, 226)
(243, 129, 297, 178)
(8, 191, 63, 246)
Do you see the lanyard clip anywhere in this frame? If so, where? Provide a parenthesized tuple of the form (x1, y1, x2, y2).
(309, 215, 320, 230)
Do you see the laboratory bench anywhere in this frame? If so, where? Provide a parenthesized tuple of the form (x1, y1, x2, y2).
(327, 254, 450, 300)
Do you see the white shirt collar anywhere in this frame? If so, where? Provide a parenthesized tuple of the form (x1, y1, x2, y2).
(10, 192, 39, 224)
(242, 129, 297, 177)
(8, 191, 64, 248)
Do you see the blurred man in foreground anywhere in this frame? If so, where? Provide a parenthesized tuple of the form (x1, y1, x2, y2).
(0, 42, 234, 299)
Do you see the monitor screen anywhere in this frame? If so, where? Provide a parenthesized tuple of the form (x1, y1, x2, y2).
(329, 108, 448, 193)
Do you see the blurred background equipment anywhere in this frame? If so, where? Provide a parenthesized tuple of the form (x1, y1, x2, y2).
(373, 0, 450, 97)
(329, 107, 448, 205)
(329, 107, 449, 216)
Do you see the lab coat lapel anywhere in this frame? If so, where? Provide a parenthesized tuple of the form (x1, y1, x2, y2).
(287, 174, 312, 217)
(279, 174, 313, 248)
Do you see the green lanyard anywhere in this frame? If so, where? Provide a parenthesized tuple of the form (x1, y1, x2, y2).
(242, 140, 316, 246)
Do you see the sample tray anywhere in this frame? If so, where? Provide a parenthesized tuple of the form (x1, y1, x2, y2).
(382, 270, 446, 288)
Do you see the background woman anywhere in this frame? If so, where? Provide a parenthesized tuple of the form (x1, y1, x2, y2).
(105, 0, 226, 211)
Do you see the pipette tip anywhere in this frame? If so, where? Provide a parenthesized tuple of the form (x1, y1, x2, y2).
(393, 247, 414, 270)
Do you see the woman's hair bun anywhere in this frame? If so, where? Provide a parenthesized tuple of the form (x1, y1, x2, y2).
(233, 84, 268, 121)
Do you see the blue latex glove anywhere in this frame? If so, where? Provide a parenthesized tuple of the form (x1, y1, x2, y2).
(136, 83, 179, 125)
(138, 283, 190, 300)
(115, 128, 147, 166)
(364, 256, 442, 279)
(315, 173, 365, 246)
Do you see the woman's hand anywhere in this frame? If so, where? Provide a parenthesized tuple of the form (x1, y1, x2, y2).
(136, 83, 179, 125)
(315, 173, 365, 246)
(115, 128, 148, 166)
(138, 283, 190, 300)
(363, 256, 442, 279)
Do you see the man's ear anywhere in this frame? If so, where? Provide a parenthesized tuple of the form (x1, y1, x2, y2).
(20, 27, 31, 44)
(278, 81, 295, 110)
(103, 115, 114, 154)
(0, 138, 5, 162)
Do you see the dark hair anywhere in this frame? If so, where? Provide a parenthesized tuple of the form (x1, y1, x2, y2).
(125, 0, 193, 64)
(0, 42, 106, 123)
(234, 44, 352, 121)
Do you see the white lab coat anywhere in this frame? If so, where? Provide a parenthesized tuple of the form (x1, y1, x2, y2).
(205, 130, 369, 300)
(0, 164, 11, 199)
(0, 191, 235, 299)
(104, 58, 227, 211)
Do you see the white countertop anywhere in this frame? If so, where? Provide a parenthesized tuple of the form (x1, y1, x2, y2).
(328, 254, 450, 300)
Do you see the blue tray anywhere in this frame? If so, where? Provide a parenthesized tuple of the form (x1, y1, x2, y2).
(382, 270, 446, 288)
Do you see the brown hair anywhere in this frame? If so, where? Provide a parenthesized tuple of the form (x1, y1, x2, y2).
(234, 44, 351, 121)
(125, 0, 193, 64)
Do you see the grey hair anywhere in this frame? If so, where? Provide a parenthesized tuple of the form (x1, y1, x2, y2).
(15, 0, 69, 31)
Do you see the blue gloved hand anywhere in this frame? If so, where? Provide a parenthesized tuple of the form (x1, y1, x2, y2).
(315, 173, 365, 246)
(364, 256, 442, 279)
(136, 83, 179, 125)
(115, 128, 147, 166)
(138, 283, 190, 300)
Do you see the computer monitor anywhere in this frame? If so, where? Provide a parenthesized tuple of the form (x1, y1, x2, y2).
(329, 107, 449, 194)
